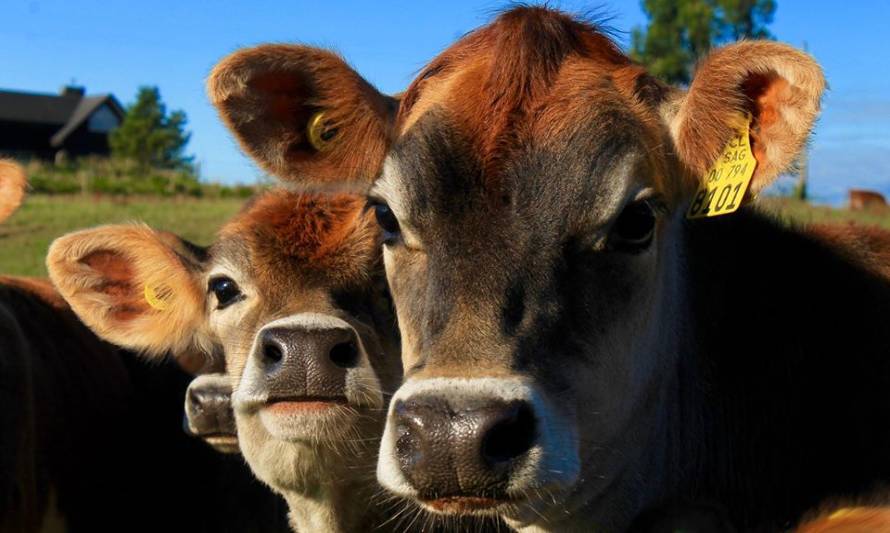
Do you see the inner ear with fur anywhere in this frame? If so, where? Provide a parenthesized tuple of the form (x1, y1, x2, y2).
(671, 41, 825, 196)
(741, 71, 791, 172)
(79, 249, 149, 322)
(47, 225, 209, 358)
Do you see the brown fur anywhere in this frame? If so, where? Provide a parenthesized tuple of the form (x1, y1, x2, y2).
(0, 160, 26, 224)
(208, 45, 397, 186)
(809, 222, 890, 279)
(397, 7, 631, 184)
(795, 491, 890, 533)
(0, 277, 289, 532)
(796, 508, 890, 532)
(0, 276, 67, 309)
(220, 191, 378, 288)
(849, 189, 887, 211)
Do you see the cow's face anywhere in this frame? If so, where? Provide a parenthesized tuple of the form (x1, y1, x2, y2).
(48, 191, 401, 494)
(203, 9, 823, 527)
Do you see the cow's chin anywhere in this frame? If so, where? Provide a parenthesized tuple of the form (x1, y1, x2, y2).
(235, 408, 374, 495)
(257, 399, 358, 442)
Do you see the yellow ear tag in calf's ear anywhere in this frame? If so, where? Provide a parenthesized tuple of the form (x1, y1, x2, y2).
(144, 283, 172, 311)
(686, 114, 758, 219)
(306, 110, 338, 152)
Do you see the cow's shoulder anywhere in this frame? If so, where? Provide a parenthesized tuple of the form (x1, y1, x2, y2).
(806, 223, 890, 279)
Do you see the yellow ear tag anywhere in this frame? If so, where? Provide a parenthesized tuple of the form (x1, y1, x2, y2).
(686, 113, 757, 219)
(144, 283, 172, 311)
(306, 110, 337, 152)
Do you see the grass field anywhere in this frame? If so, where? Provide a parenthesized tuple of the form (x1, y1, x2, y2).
(0, 195, 244, 276)
(1, 194, 889, 277)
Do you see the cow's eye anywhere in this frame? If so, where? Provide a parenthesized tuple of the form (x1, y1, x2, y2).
(208, 276, 243, 309)
(610, 201, 656, 251)
(371, 201, 401, 245)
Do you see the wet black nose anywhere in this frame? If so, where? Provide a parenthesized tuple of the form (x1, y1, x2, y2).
(258, 326, 359, 398)
(393, 396, 537, 497)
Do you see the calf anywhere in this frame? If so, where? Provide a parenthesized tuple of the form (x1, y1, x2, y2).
(0, 163, 288, 533)
(184, 372, 240, 454)
(48, 190, 403, 532)
(204, 7, 890, 531)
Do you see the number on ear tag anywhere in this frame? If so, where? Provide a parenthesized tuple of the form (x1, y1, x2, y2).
(686, 114, 758, 219)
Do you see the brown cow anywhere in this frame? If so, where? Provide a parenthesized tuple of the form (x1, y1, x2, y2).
(47, 189, 405, 532)
(203, 6, 890, 532)
(849, 189, 887, 211)
(0, 162, 289, 533)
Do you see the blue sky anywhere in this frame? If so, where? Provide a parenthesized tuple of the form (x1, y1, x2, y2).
(3, 0, 889, 204)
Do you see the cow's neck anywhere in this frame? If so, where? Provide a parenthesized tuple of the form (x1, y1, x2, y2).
(282, 464, 382, 533)
(659, 206, 890, 528)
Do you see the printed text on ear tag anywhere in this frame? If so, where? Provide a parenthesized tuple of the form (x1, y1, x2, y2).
(144, 283, 172, 311)
(686, 114, 757, 219)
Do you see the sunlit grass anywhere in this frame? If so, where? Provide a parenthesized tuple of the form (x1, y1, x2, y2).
(2, 194, 889, 278)
(758, 197, 890, 230)
(0, 195, 244, 277)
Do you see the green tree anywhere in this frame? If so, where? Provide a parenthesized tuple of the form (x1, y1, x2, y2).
(631, 0, 776, 84)
(110, 86, 193, 170)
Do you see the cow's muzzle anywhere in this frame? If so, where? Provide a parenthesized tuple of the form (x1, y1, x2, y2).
(184, 373, 239, 454)
(378, 377, 580, 515)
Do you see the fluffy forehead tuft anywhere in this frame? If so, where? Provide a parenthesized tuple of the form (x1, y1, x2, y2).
(395, 6, 672, 196)
(218, 190, 379, 285)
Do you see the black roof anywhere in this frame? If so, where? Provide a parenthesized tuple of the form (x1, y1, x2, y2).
(0, 87, 124, 146)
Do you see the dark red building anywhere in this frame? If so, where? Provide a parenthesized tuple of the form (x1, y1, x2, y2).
(0, 86, 124, 161)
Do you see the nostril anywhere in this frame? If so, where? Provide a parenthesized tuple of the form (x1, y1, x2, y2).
(262, 342, 283, 364)
(482, 401, 537, 465)
(329, 341, 359, 368)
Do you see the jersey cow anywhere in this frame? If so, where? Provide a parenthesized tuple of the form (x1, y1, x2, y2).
(204, 6, 890, 532)
(48, 189, 403, 533)
(0, 162, 288, 533)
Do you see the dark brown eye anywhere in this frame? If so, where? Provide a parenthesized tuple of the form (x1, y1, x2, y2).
(208, 276, 243, 309)
(372, 202, 401, 245)
(610, 201, 656, 251)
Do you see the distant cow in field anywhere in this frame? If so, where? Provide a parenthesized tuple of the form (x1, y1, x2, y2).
(849, 189, 887, 211)
(205, 7, 890, 531)
(0, 163, 289, 533)
(48, 190, 405, 533)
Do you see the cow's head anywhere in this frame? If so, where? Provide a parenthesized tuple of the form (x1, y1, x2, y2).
(47, 191, 401, 497)
(205, 10, 824, 528)
(0, 160, 26, 224)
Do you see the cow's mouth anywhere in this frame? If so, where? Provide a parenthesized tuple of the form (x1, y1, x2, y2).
(258, 396, 358, 441)
(421, 495, 518, 514)
(202, 434, 240, 454)
(263, 396, 349, 413)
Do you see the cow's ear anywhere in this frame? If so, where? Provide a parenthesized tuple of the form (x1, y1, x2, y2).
(47, 225, 208, 358)
(670, 41, 825, 194)
(0, 160, 26, 223)
(208, 44, 398, 187)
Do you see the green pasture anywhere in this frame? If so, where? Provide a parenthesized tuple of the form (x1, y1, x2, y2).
(1, 194, 889, 278)
(0, 195, 244, 277)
